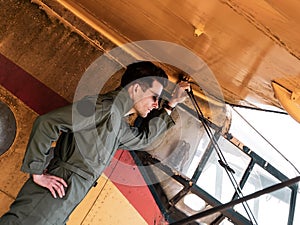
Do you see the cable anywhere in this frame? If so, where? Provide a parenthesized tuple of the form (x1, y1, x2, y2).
(185, 76, 287, 116)
(186, 86, 258, 225)
(227, 102, 288, 115)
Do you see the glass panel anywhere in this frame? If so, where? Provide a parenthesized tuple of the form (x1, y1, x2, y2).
(294, 192, 300, 225)
(229, 107, 300, 178)
(175, 192, 221, 225)
(219, 218, 235, 225)
(185, 130, 211, 178)
(196, 136, 251, 203)
(234, 164, 291, 224)
(146, 106, 210, 178)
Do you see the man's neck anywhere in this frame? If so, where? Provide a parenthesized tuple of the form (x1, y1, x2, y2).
(124, 108, 136, 117)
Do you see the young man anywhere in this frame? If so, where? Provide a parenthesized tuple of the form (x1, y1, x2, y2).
(0, 61, 189, 225)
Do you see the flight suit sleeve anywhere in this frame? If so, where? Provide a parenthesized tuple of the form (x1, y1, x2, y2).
(117, 108, 175, 151)
(21, 95, 99, 175)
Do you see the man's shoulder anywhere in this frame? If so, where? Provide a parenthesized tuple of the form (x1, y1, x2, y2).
(96, 89, 120, 103)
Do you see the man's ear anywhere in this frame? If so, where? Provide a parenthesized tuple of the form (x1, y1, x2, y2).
(128, 83, 140, 100)
(132, 83, 140, 94)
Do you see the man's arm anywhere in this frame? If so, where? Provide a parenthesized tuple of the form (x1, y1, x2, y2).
(167, 80, 190, 110)
(21, 105, 74, 175)
(21, 95, 99, 174)
(21, 95, 99, 198)
(117, 108, 175, 150)
(118, 81, 190, 150)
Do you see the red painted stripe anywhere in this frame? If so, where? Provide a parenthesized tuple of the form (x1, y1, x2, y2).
(0, 53, 164, 224)
(106, 150, 165, 225)
(0, 54, 69, 114)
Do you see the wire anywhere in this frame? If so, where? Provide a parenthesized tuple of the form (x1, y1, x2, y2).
(227, 102, 288, 115)
(186, 77, 287, 115)
(186, 87, 258, 225)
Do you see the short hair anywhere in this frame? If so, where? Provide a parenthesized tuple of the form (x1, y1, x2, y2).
(120, 61, 168, 88)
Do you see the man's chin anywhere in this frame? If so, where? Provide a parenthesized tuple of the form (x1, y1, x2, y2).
(138, 112, 148, 118)
(140, 114, 147, 118)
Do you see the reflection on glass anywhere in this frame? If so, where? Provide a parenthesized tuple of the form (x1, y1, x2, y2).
(146, 106, 205, 176)
(185, 130, 211, 178)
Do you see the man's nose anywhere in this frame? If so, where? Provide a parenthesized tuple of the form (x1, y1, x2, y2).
(153, 101, 159, 109)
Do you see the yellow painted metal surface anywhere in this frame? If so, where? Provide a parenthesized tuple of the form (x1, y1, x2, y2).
(272, 81, 300, 123)
(68, 175, 148, 225)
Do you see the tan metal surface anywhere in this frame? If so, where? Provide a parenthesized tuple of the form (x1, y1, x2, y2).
(2, 0, 300, 113)
(59, 0, 300, 110)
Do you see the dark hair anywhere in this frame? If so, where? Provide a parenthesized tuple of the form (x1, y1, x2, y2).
(120, 61, 168, 88)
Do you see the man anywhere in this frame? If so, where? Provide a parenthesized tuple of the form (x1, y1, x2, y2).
(0, 61, 189, 225)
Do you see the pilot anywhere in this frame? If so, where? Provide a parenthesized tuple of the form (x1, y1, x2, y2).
(0, 61, 190, 225)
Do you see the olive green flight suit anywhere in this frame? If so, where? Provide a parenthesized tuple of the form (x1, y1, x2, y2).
(0, 88, 174, 225)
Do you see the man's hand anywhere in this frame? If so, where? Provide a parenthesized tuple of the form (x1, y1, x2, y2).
(168, 81, 191, 107)
(32, 173, 68, 199)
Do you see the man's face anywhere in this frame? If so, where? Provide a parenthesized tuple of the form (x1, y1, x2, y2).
(133, 80, 163, 118)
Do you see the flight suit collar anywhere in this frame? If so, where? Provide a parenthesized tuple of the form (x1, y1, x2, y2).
(110, 87, 134, 117)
